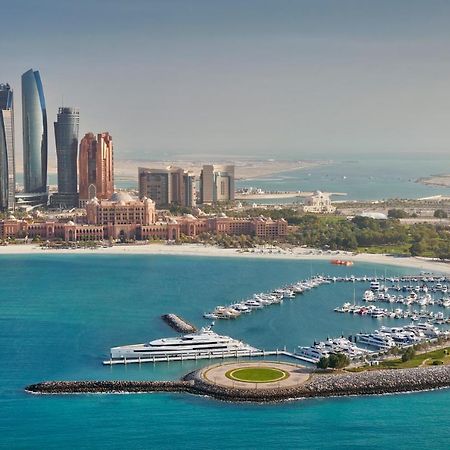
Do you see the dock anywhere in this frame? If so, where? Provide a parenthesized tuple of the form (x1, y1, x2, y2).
(102, 349, 307, 365)
(161, 314, 197, 333)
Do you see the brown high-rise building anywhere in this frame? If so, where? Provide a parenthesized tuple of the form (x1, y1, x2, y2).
(138, 166, 196, 208)
(78, 132, 114, 206)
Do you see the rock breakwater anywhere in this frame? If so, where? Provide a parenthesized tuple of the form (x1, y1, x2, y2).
(161, 314, 197, 333)
(26, 380, 195, 394)
(25, 365, 450, 402)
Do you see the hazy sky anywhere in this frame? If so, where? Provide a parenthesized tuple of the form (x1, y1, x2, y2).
(3, 0, 450, 163)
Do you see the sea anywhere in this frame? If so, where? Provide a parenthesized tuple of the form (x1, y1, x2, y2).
(1, 254, 450, 449)
(236, 154, 450, 203)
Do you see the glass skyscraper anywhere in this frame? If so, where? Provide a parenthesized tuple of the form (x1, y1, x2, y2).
(52, 107, 80, 208)
(22, 69, 47, 197)
(0, 83, 15, 210)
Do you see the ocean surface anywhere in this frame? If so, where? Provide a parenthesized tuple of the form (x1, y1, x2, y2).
(237, 155, 450, 202)
(1, 254, 450, 449)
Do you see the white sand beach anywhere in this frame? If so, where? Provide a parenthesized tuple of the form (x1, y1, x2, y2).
(1, 243, 450, 274)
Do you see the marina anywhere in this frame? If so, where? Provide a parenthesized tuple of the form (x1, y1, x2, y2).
(106, 271, 450, 366)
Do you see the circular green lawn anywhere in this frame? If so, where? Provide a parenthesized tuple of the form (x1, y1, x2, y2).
(225, 366, 289, 383)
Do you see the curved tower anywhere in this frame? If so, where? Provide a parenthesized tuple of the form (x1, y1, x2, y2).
(0, 83, 15, 210)
(52, 107, 80, 208)
(22, 69, 47, 196)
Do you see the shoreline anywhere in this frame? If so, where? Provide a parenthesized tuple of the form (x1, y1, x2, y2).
(1, 243, 450, 274)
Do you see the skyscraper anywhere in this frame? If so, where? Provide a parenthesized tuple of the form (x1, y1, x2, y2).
(52, 107, 80, 208)
(200, 165, 235, 204)
(21, 69, 48, 202)
(138, 167, 196, 208)
(0, 83, 15, 210)
(78, 132, 114, 206)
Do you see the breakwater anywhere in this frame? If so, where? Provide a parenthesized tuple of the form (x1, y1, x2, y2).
(25, 365, 450, 402)
(161, 314, 197, 333)
(186, 365, 450, 402)
(25, 380, 196, 394)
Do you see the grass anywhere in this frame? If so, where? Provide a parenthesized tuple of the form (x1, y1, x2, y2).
(356, 244, 411, 255)
(348, 347, 450, 372)
(225, 367, 289, 383)
(379, 347, 450, 369)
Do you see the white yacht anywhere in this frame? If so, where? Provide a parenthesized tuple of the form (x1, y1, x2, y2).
(356, 332, 396, 349)
(110, 325, 259, 361)
(295, 346, 329, 363)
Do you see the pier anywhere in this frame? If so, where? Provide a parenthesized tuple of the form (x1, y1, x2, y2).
(102, 349, 306, 365)
(161, 314, 197, 333)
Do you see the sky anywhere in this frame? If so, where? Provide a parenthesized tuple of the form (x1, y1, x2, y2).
(3, 0, 450, 164)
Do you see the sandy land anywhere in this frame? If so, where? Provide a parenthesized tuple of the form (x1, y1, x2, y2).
(112, 159, 328, 182)
(1, 243, 450, 274)
(417, 175, 450, 189)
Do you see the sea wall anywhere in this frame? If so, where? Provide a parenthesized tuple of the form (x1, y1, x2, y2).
(25, 380, 196, 394)
(185, 365, 450, 402)
(161, 314, 197, 333)
(26, 365, 450, 402)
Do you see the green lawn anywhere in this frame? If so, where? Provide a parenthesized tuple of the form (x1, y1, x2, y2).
(356, 244, 411, 255)
(349, 347, 450, 372)
(225, 367, 289, 383)
(379, 347, 450, 369)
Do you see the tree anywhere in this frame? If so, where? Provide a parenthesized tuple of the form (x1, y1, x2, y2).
(434, 209, 448, 219)
(387, 209, 409, 219)
(401, 347, 416, 362)
(436, 241, 450, 261)
(410, 239, 427, 256)
(316, 357, 329, 369)
(328, 353, 350, 369)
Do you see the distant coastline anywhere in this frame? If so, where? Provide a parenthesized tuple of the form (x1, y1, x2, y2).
(417, 174, 450, 189)
(109, 158, 331, 183)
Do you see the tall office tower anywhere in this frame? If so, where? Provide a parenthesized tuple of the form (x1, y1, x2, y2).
(51, 107, 80, 208)
(200, 164, 235, 204)
(78, 132, 114, 206)
(21, 69, 48, 204)
(138, 167, 196, 208)
(0, 83, 15, 210)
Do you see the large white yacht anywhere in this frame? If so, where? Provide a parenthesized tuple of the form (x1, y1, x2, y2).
(109, 325, 259, 361)
(356, 331, 396, 350)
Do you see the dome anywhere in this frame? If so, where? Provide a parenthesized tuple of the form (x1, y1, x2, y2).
(110, 191, 134, 203)
(67, 220, 75, 226)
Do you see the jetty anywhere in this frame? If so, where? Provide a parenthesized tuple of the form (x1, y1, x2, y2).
(161, 314, 197, 333)
(25, 363, 450, 403)
(102, 349, 306, 365)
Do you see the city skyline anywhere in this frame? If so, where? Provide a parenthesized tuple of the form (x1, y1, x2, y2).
(3, 0, 450, 162)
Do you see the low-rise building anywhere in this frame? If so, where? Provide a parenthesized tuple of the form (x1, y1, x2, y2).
(303, 191, 336, 213)
(0, 199, 288, 242)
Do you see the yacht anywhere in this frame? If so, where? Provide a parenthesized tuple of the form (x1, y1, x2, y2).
(356, 332, 396, 349)
(110, 325, 259, 361)
(295, 346, 329, 363)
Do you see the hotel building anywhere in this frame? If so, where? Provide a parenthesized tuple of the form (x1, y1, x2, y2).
(200, 164, 235, 204)
(138, 167, 196, 208)
(79, 132, 114, 206)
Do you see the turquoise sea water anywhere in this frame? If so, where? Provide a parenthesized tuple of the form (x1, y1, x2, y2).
(238, 155, 450, 202)
(1, 254, 450, 449)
